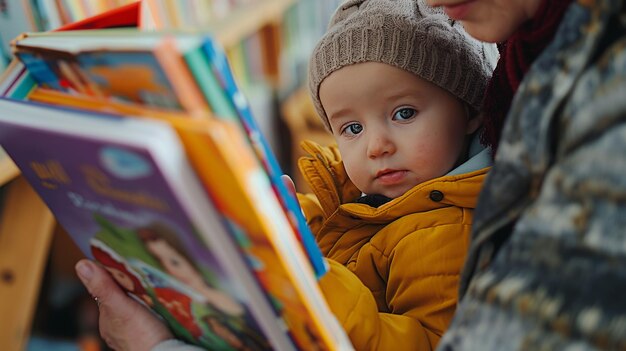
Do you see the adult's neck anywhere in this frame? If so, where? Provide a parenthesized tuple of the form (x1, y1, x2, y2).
(481, 0, 574, 154)
(524, 0, 544, 24)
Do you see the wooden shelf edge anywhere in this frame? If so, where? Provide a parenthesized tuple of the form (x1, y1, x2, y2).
(0, 177, 55, 351)
(211, 0, 295, 48)
(0, 156, 19, 187)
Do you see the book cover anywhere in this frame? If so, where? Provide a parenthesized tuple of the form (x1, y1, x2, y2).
(0, 97, 280, 350)
(0, 60, 36, 99)
(0, 97, 353, 351)
(12, 31, 209, 115)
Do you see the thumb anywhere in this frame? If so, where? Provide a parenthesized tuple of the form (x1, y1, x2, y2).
(75, 259, 128, 307)
(75, 259, 173, 350)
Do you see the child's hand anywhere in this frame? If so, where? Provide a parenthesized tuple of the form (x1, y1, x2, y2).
(75, 259, 173, 351)
(282, 174, 307, 218)
(281, 174, 297, 197)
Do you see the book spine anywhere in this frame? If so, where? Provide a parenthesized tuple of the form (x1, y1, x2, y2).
(201, 37, 328, 278)
(39, 0, 64, 30)
(0, 60, 26, 96)
(54, 0, 72, 25)
(152, 38, 211, 119)
(5, 72, 36, 99)
(183, 47, 238, 120)
(19, 0, 39, 32)
(144, 0, 166, 29)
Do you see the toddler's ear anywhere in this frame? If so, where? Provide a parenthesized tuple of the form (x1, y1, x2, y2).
(466, 112, 483, 135)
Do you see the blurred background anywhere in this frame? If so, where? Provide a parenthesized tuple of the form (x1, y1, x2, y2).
(0, 0, 341, 349)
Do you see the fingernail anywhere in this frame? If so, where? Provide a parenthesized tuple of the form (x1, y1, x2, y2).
(76, 261, 94, 281)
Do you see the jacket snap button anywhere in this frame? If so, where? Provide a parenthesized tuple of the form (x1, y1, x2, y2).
(429, 190, 444, 202)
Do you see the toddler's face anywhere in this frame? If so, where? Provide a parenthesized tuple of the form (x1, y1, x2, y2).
(319, 62, 480, 199)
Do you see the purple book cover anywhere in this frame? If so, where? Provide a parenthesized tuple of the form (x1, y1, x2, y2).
(0, 98, 283, 350)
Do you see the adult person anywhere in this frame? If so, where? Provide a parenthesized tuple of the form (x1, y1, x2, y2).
(76, 0, 626, 349)
(428, 0, 626, 349)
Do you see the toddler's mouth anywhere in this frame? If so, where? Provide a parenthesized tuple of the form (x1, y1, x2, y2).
(375, 169, 408, 185)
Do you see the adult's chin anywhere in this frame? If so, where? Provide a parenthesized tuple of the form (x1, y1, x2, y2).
(460, 20, 518, 43)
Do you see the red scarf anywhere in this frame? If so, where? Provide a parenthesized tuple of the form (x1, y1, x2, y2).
(481, 0, 574, 155)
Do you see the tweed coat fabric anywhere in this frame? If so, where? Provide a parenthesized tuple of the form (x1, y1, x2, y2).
(438, 0, 626, 349)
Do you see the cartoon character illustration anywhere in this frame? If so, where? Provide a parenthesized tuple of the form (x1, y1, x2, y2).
(90, 216, 269, 349)
(134, 259, 270, 350)
(90, 219, 201, 343)
(135, 222, 270, 350)
(134, 261, 207, 340)
(136, 222, 244, 316)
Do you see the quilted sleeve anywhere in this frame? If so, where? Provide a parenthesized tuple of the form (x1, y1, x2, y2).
(296, 192, 326, 239)
(319, 219, 470, 351)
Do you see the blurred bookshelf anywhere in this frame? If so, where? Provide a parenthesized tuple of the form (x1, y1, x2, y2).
(0, 1, 342, 350)
(0, 0, 137, 64)
(278, 0, 342, 190)
(279, 0, 341, 97)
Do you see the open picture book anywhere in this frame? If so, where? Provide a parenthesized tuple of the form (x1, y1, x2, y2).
(0, 15, 352, 351)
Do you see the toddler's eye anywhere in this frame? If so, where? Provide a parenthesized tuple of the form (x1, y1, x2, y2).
(393, 108, 416, 121)
(342, 123, 363, 136)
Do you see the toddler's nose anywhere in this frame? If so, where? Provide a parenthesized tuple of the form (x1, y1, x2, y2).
(367, 133, 395, 159)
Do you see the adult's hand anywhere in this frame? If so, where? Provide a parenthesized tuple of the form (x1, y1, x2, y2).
(75, 259, 173, 351)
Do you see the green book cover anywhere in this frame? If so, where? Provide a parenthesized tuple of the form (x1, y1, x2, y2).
(183, 47, 238, 120)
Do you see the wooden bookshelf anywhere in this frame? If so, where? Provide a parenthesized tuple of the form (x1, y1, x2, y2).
(210, 0, 295, 86)
(281, 87, 335, 193)
(0, 145, 52, 351)
(209, 0, 294, 48)
(0, 177, 55, 351)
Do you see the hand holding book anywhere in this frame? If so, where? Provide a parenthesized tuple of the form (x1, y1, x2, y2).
(75, 259, 175, 351)
(0, 25, 352, 351)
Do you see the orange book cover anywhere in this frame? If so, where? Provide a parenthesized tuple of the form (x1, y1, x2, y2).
(28, 87, 191, 120)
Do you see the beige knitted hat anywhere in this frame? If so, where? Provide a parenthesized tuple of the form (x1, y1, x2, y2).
(309, 0, 498, 131)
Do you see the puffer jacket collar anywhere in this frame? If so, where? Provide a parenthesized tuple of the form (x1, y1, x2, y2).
(298, 140, 490, 224)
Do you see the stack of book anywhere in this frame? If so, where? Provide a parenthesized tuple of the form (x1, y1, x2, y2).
(0, 4, 352, 351)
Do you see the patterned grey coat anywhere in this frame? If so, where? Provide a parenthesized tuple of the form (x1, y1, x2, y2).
(438, 0, 626, 350)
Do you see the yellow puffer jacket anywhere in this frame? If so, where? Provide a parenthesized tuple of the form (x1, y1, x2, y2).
(296, 140, 490, 351)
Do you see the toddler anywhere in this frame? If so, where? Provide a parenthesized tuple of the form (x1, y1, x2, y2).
(296, 0, 497, 349)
